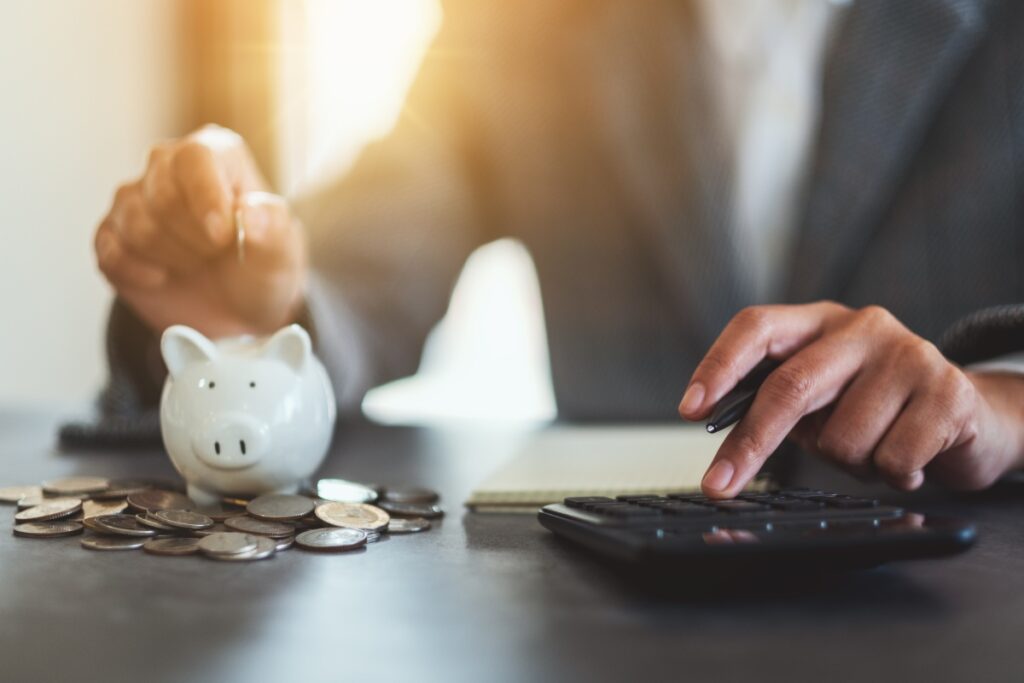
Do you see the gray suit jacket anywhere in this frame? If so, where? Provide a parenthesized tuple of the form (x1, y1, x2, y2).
(98, 0, 1024, 433)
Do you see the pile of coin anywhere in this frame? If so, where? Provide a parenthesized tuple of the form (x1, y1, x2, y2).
(3, 476, 441, 562)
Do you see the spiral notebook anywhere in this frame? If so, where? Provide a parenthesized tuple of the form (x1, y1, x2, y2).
(465, 425, 751, 513)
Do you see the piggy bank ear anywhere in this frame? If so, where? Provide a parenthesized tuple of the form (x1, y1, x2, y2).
(262, 325, 311, 373)
(161, 326, 218, 378)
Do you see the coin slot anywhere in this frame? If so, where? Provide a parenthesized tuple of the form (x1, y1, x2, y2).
(214, 441, 221, 455)
(240, 440, 247, 455)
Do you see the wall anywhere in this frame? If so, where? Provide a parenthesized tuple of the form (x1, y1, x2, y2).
(0, 1, 190, 405)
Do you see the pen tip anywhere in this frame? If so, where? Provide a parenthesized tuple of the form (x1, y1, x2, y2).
(706, 424, 716, 434)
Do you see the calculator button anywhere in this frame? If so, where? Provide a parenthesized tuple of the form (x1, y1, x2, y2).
(661, 504, 716, 517)
(710, 500, 771, 513)
(564, 497, 615, 509)
(824, 496, 879, 509)
(769, 499, 825, 512)
(615, 494, 663, 502)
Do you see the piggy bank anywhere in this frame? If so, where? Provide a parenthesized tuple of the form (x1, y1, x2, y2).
(159, 324, 337, 507)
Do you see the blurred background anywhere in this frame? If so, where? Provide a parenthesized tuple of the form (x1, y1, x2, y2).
(0, 0, 555, 424)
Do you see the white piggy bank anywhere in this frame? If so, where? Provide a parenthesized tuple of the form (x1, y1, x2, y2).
(159, 324, 337, 507)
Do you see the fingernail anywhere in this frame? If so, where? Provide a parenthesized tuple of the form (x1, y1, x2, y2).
(702, 460, 735, 493)
(244, 205, 269, 237)
(906, 470, 925, 490)
(679, 382, 705, 416)
(205, 211, 225, 240)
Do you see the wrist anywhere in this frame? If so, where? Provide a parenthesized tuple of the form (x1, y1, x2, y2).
(966, 370, 1024, 472)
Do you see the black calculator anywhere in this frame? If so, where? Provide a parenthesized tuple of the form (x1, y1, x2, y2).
(538, 489, 976, 571)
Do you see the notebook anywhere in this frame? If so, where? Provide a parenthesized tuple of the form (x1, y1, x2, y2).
(465, 424, 752, 513)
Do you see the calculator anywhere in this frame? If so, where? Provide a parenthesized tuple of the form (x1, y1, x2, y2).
(538, 489, 976, 571)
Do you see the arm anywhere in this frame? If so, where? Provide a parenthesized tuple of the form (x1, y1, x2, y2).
(95, 10, 491, 419)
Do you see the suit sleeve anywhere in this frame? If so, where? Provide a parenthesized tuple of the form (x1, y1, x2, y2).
(291, 13, 493, 414)
(939, 304, 1024, 366)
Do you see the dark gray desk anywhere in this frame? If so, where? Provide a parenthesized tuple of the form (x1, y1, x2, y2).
(2, 408, 1024, 682)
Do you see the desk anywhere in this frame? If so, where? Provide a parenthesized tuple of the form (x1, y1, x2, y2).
(2, 408, 1024, 682)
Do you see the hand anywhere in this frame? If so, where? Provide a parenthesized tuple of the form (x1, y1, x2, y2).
(678, 302, 1024, 497)
(94, 125, 307, 339)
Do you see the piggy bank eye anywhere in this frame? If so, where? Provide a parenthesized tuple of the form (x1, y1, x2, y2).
(249, 381, 256, 388)
(208, 381, 216, 389)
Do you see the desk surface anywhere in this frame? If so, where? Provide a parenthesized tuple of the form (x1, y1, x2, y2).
(2, 408, 1024, 682)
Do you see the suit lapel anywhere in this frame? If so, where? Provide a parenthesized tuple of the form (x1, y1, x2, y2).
(786, 0, 992, 303)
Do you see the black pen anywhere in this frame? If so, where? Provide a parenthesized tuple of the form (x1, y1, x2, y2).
(705, 358, 782, 433)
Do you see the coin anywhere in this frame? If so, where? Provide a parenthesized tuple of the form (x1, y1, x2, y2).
(198, 532, 259, 557)
(16, 495, 45, 510)
(41, 476, 110, 496)
(136, 513, 176, 532)
(144, 537, 201, 556)
(82, 499, 128, 519)
(153, 509, 214, 530)
(14, 521, 84, 538)
(127, 490, 194, 513)
(225, 515, 296, 538)
(15, 498, 82, 522)
(0, 485, 42, 504)
(191, 522, 231, 537)
(364, 530, 382, 544)
(316, 479, 379, 504)
(81, 536, 146, 551)
(382, 487, 440, 505)
(222, 496, 252, 507)
(314, 502, 389, 531)
(296, 527, 367, 551)
(208, 536, 277, 562)
(377, 500, 444, 519)
(91, 480, 152, 499)
(193, 503, 246, 522)
(247, 494, 315, 521)
(387, 517, 432, 534)
(275, 536, 295, 551)
(92, 514, 159, 537)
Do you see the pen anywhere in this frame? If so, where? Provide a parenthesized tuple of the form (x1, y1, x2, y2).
(705, 358, 782, 433)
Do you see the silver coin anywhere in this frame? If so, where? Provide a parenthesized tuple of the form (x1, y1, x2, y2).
(82, 499, 128, 519)
(190, 522, 231, 537)
(296, 527, 367, 551)
(14, 521, 84, 538)
(91, 480, 153, 500)
(92, 514, 159, 537)
(16, 494, 45, 510)
(225, 515, 296, 538)
(377, 500, 444, 519)
(153, 509, 214, 530)
(363, 530, 382, 544)
(127, 490, 194, 513)
(144, 537, 202, 556)
(14, 498, 82, 522)
(41, 476, 110, 496)
(81, 536, 146, 551)
(247, 494, 315, 521)
(387, 517, 432, 534)
(206, 536, 276, 562)
(136, 513, 176, 532)
(192, 503, 246, 522)
(275, 536, 295, 551)
(314, 502, 390, 531)
(83, 517, 108, 533)
(0, 485, 42, 504)
(198, 532, 259, 556)
(316, 479, 378, 504)
(382, 487, 440, 505)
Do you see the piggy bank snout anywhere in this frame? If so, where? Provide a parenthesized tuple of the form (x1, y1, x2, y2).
(190, 413, 270, 470)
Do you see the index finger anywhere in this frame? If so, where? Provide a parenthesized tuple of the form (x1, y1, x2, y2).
(172, 140, 235, 248)
(678, 302, 847, 420)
